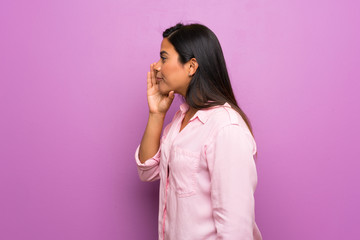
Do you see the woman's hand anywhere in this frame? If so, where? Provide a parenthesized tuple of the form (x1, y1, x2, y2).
(147, 63, 175, 115)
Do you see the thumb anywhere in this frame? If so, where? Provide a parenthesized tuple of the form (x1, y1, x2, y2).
(168, 91, 175, 100)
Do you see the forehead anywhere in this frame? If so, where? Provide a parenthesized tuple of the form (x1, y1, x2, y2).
(160, 38, 175, 54)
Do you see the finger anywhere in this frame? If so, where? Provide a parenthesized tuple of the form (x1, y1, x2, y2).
(150, 63, 156, 86)
(152, 62, 157, 79)
(147, 71, 152, 89)
(165, 91, 175, 105)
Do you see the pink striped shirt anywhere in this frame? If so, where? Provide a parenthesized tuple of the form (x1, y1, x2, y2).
(135, 102, 262, 240)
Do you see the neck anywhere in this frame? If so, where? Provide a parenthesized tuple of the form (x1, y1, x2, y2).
(187, 106, 197, 115)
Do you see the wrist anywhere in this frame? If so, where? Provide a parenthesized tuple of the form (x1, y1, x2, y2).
(149, 112, 166, 119)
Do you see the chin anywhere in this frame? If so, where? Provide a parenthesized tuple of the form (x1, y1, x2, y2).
(158, 84, 168, 94)
(158, 86, 168, 95)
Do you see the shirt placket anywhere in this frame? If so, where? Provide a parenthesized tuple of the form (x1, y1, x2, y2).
(162, 163, 170, 239)
(162, 110, 192, 239)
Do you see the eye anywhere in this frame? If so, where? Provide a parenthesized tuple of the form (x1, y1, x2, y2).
(161, 56, 166, 62)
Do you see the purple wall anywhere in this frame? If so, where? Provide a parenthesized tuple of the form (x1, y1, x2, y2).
(1, 0, 359, 239)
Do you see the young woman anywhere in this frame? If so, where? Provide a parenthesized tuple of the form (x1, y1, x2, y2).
(134, 23, 262, 240)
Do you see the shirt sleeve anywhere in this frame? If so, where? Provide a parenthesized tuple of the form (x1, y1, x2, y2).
(205, 124, 258, 239)
(134, 143, 161, 182)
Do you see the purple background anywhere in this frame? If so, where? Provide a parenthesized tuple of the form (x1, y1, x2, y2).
(1, 0, 359, 239)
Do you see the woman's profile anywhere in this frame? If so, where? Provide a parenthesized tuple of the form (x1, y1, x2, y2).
(134, 22, 262, 240)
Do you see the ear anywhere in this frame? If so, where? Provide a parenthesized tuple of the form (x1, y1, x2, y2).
(188, 58, 199, 77)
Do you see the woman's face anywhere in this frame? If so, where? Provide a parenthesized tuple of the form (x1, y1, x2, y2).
(154, 38, 191, 96)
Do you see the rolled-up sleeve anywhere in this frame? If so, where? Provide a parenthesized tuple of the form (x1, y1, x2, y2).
(205, 124, 258, 239)
(135, 144, 161, 182)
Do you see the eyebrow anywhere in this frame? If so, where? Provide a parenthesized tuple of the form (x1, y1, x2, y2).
(160, 51, 169, 56)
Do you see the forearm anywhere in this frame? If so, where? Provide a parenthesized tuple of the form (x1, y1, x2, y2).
(138, 113, 166, 163)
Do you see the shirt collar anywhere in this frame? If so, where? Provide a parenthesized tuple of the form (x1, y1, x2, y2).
(179, 101, 231, 124)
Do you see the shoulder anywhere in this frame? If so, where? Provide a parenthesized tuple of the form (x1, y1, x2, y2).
(207, 104, 250, 133)
(205, 104, 257, 154)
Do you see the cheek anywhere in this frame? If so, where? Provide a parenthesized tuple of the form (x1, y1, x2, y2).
(161, 66, 172, 82)
(163, 65, 182, 82)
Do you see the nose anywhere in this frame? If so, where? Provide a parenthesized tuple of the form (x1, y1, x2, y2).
(154, 60, 161, 72)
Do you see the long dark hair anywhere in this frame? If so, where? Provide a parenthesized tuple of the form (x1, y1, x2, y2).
(163, 22, 257, 158)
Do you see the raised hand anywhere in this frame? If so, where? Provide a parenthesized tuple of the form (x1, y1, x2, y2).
(147, 62, 175, 115)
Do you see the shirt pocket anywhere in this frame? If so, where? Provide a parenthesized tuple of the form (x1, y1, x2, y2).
(169, 145, 200, 198)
